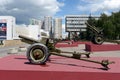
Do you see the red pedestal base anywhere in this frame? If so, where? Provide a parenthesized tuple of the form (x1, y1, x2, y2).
(55, 43, 78, 48)
(0, 55, 120, 80)
(55, 41, 91, 48)
(86, 44, 120, 52)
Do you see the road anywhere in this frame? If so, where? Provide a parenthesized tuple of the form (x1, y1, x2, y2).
(0, 44, 29, 58)
(0, 43, 120, 58)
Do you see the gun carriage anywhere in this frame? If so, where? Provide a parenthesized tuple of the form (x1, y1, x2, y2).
(19, 33, 114, 70)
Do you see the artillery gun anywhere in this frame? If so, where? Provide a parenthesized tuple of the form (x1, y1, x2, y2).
(19, 34, 114, 70)
(85, 22, 104, 45)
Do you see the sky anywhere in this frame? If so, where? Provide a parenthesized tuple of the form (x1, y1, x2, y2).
(0, 0, 120, 37)
(0, 0, 120, 24)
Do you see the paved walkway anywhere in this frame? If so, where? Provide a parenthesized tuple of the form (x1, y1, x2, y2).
(58, 44, 120, 58)
(0, 43, 120, 58)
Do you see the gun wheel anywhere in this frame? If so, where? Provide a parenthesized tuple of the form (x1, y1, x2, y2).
(93, 35, 104, 45)
(27, 43, 49, 64)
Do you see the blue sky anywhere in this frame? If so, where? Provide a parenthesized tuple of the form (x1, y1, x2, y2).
(56, 0, 96, 16)
(56, 0, 120, 17)
(56, 0, 82, 16)
(0, 0, 120, 24)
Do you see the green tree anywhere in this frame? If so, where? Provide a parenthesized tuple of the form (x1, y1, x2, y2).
(96, 12, 120, 40)
(103, 20, 115, 39)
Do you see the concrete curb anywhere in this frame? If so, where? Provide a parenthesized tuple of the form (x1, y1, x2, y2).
(8, 48, 18, 54)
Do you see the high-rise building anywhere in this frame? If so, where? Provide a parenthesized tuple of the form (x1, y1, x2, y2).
(44, 16, 52, 32)
(29, 18, 43, 29)
(54, 18, 62, 39)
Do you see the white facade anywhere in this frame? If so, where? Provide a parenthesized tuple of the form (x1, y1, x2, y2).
(54, 18, 62, 39)
(15, 25, 41, 40)
(0, 16, 15, 40)
(0, 16, 49, 41)
(15, 25, 49, 40)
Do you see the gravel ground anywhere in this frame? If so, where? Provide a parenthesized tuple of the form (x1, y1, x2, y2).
(0, 44, 30, 58)
(58, 44, 120, 58)
(0, 43, 120, 58)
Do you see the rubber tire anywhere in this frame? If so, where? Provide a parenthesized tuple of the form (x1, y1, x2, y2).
(93, 35, 104, 45)
(27, 43, 49, 64)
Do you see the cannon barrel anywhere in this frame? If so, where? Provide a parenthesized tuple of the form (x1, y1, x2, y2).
(19, 35, 47, 44)
(85, 22, 102, 34)
(19, 35, 40, 44)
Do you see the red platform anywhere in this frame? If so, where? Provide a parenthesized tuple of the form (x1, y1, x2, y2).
(55, 41, 78, 48)
(0, 55, 120, 80)
(55, 41, 91, 48)
(55, 43, 78, 48)
(86, 44, 120, 52)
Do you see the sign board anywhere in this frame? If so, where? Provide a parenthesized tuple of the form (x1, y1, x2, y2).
(65, 15, 99, 32)
(65, 16, 87, 32)
(0, 19, 7, 40)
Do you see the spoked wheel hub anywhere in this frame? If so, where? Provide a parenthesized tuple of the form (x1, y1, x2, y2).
(96, 36, 103, 43)
(32, 49, 44, 60)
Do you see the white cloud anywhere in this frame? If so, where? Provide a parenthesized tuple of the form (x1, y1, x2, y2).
(78, 0, 120, 14)
(0, 0, 64, 24)
(0, 0, 13, 5)
(103, 11, 111, 16)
